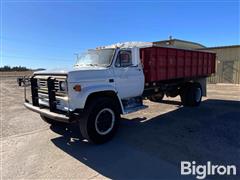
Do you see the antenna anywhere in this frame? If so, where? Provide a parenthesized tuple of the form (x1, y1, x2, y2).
(74, 53, 79, 61)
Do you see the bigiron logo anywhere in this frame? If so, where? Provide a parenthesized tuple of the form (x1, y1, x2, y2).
(180, 161, 237, 179)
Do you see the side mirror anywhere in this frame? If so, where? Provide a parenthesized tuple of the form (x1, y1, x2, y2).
(131, 47, 140, 66)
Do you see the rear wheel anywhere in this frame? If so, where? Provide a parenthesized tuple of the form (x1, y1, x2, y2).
(79, 97, 120, 144)
(149, 92, 164, 102)
(180, 83, 202, 107)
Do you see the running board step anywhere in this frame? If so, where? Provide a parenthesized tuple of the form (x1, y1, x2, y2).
(121, 96, 148, 114)
(124, 105, 148, 114)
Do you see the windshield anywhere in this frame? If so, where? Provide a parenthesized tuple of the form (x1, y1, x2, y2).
(75, 49, 115, 67)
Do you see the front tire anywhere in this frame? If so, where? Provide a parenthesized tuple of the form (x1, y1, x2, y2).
(79, 97, 120, 144)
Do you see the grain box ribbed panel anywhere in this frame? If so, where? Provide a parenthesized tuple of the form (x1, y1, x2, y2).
(140, 46, 216, 83)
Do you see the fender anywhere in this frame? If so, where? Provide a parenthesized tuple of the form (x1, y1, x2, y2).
(68, 83, 124, 113)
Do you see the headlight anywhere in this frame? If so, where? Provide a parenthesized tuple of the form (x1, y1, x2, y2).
(37, 79, 40, 87)
(59, 81, 66, 91)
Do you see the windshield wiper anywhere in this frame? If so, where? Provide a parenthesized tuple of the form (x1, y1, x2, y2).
(88, 64, 100, 66)
(74, 63, 100, 67)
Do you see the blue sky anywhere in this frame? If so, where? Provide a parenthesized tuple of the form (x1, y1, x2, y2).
(1, 0, 240, 69)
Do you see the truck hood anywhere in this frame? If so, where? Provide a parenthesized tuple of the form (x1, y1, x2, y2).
(34, 66, 108, 75)
(34, 66, 113, 83)
(34, 68, 70, 75)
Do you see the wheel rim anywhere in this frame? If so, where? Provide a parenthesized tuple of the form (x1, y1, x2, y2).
(95, 108, 115, 135)
(156, 93, 164, 100)
(195, 88, 202, 102)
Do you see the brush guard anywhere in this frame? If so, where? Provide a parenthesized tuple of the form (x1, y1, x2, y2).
(23, 76, 71, 123)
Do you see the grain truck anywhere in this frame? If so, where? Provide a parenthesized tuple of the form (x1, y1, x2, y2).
(23, 42, 216, 144)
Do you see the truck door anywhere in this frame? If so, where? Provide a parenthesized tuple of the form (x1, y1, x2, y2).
(113, 49, 144, 99)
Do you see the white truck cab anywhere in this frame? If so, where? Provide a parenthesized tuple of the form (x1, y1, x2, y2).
(66, 47, 145, 112)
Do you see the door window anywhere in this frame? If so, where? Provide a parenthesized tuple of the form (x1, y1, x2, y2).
(115, 50, 132, 67)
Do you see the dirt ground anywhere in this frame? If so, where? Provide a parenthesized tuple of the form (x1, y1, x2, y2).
(1, 76, 240, 180)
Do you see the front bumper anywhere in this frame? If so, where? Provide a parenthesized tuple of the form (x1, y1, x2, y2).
(23, 75, 74, 123)
(24, 102, 70, 123)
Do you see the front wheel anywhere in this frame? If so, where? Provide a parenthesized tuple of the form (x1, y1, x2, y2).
(79, 97, 120, 144)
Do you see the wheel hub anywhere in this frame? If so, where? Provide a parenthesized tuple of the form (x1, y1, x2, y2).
(95, 108, 115, 135)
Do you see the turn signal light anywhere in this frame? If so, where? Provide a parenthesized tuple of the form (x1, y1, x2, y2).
(73, 84, 81, 92)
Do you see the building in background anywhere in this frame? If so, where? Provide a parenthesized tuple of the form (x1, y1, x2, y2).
(153, 38, 240, 84)
(202, 45, 240, 84)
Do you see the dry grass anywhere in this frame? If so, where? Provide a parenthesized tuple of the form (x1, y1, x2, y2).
(0, 71, 34, 77)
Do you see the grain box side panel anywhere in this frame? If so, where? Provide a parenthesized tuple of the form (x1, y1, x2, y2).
(198, 52, 204, 76)
(141, 47, 157, 82)
(167, 48, 177, 79)
(149, 47, 157, 82)
(203, 53, 208, 75)
(141, 47, 216, 83)
(176, 50, 185, 78)
(156, 47, 168, 81)
(191, 52, 198, 76)
(185, 51, 192, 77)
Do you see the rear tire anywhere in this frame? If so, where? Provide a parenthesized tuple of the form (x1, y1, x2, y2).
(79, 97, 120, 144)
(149, 92, 164, 102)
(180, 83, 202, 107)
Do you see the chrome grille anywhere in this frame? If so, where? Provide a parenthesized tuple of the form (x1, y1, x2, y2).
(38, 79, 48, 93)
(36, 76, 67, 96)
(54, 81, 60, 90)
